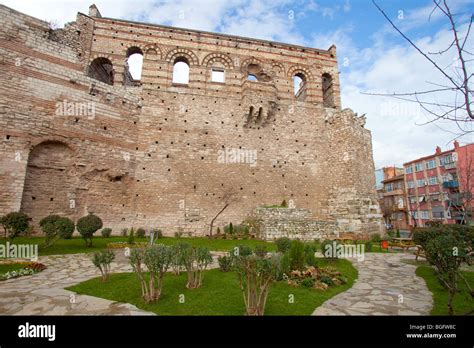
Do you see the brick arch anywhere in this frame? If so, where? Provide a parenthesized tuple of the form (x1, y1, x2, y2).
(271, 62, 285, 76)
(125, 45, 144, 58)
(287, 65, 314, 81)
(143, 44, 163, 59)
(240, 57, 265, 72)
(202, 53, 234, 69)
(28, 137, 77, 154)
(89, 54, 116, 66)
(165, 47, 199, 65)
(20, 140, 78, 228)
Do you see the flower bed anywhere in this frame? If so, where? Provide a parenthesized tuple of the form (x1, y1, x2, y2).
(284, 266, 347, 291)
(0, 261, 47, 281)
(106, 242, 149, 249)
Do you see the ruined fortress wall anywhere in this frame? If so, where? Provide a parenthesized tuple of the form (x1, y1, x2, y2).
(0, 5, 383, 236)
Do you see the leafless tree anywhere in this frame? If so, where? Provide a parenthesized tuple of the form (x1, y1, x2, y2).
(369, 0, 473, 136)
(208, 189, 239, 238)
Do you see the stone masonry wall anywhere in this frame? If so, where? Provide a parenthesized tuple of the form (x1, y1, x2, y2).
(255, 207, 340, 241)
(0, 4, 383, 236)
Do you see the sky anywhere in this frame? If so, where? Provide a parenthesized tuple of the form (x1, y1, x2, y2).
(1, 0, 473, 168)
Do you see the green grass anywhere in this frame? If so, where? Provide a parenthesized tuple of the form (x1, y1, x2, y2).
(67, 258, 357, 315)
(0, 236, 277, 256)
(416, 265, 474, 315)
(0, 263, 25, 274)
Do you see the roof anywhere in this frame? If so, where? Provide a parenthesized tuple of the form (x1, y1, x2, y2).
(382, 174, 404, 184)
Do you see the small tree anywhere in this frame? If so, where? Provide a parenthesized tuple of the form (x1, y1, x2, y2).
(234, 251, 281, 316)
(288, 239, 305, 271)
(180, 244, 213, 289)
(0, 212, 30, 240)
(130, 245, 172, 302)
(92, 250, 115, 282)
(425, 232, 472, 315)
(77, 214, 103, 247)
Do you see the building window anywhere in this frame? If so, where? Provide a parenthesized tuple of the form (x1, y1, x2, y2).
(322, 73, 334, 107)
(385, 183, 393, 192)
(428, 176, 438, 185)
(432, 207, 444, 219)
(407, 181, 415, 189)
(405, 166, 413, 174)
(426, 159, 436, 169)
(415, 162, 424, 172)
(430, 193, 440, 201)
(409, 196, 417, 204)
(172, 58, 190, 84)
(87, 57, 114, 85)
(293, 73, 306, 97)
(440, 154, 454, 165)
(417, 179, 426, 187)
(420, 211, 430, 219)
(211, 68, 225, 83)
(123, 46, 143, 85)
(247, 74, 258, 82)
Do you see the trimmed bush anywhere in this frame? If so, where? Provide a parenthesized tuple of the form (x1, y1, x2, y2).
(217, 255, 233, 272)
(288, 240, 305, 271)
(136, 227, 146, 238)
(364, 241, 373, 252)
(92, 250, 115, 282)
(127, 227, 136, 245)
(275, 237, 292, 253)
(101, 228, 112, 238)
(371, 233, 381, 243)
(0, 212, 30, 240)
(56, 217, 75, 239)
(304, 244, 318, 267)
(77, 214, 103, 247)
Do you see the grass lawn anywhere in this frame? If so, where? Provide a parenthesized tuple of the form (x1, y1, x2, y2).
(0, 263, 26, 274)
(67, 258, 357, 315)
(416, 265, 474, 315)
(0, 236, 277, 256)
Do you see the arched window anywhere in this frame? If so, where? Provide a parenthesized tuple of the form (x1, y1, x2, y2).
(87, 57, 114, 85)
(322, 73, 334, 107)
(247, 74, 258, 82)
(293, 73, 306, 98)
(172, 58, 190, 84)
(124, 47, 143, 85)
(211, 63, 225, 83)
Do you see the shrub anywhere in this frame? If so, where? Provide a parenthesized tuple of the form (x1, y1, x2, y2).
(364, 241, 373, 252)
(279, 252, 291, 277)
(275, 237, 292, 253)
(320, 274, 334, 286)
(130, 245, 172, 302)
(288, 240, 305, 271)
(371, 233, 381, 243)
(425, 220, 443, 227)
(396, 229, 401, 238)
(56, 217, 74, 239)
(217, 255, 233, 272)
(121, 228, 128, 237)
(169, 242, 187, 275)
(0, 212, 30, 240)
(39, 215, 74, 246)
(254, 245, 267, 258)
(300, 277, 314, 288)
(136, 227, 146, 238)
(92, 250, 115, 282)
(425, 232, 471, 315)
(179, 244, 213, 289)
(304, 244, 318, 267)
(234, 252, 281, 315)
(76, 214, 103, 247)
(127, 227, 136, 245)
(216, 227, 221, 235)
(101, 228, 112, 238)
(280, 199, 288, 208)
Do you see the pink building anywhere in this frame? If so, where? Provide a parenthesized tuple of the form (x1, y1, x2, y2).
(403, 141, 474, 227)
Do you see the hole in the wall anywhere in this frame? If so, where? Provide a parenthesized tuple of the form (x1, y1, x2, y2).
(50, 198, 54, 201)
(32, 196, 36, 200)
(6, 135, 10, 140)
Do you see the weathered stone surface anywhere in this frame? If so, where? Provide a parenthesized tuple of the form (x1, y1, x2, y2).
(0, 4, 383, 236)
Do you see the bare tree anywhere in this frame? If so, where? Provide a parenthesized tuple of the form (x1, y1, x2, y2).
(457, 146, 474, 224)
(369, 0, 473, 136)
(208, 189, 239, 238)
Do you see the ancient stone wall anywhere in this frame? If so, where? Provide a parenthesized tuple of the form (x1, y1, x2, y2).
(255, 207, 340, 241)
(0, 4, 383, 237)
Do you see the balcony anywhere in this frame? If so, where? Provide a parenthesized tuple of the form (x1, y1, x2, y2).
(384, 189, 404, 196)
(391, 205, 406, 211)
(443, 180, 459, 189)
(443, 162, 456, 169)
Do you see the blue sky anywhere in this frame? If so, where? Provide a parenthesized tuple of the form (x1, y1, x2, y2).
(2, 0, 473, 168)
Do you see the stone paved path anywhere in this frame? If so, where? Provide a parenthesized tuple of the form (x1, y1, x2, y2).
(0, 250, 224, 315)
(313, 252, 433, 315)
